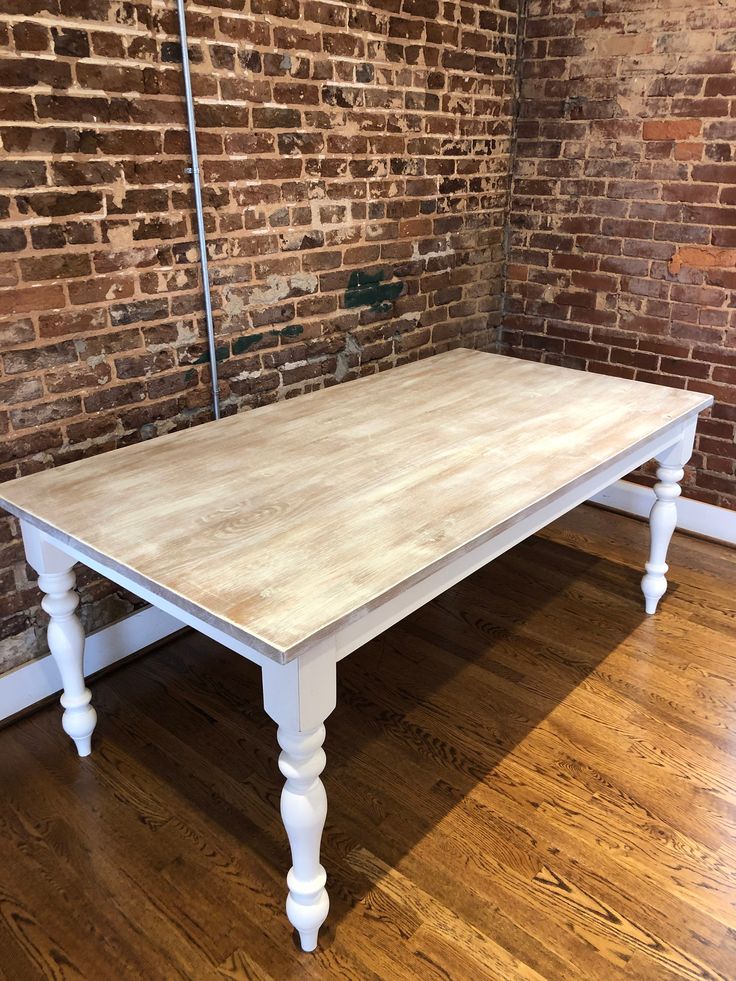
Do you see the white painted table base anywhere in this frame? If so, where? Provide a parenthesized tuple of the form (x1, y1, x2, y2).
(3, 351, 711, 951)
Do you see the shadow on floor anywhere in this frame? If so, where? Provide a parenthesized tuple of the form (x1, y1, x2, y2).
(4, 520, 667, 971)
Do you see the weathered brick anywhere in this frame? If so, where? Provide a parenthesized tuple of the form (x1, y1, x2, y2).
(0, 429, 63, 467)
(13, 21, 49, 52)
(15, 0, 723, 664)
(114, 350, 176, 380)
(0, 228, 26, 252)
(38, 307, 107, 339)
(10, 397, 82, 430)
(0, 161, 47, 189)
(20, 253, 91, 282)
(219, 16, 271, 45)
(504, 0, 736, 512)
(0, 377, 43, 405)
(110, 298, 169, 327)
(252, 106, 301, 129)
(52, 27, 90, 58)
(0, 319, 34, 346)
(84, 382, 146, 414)
(20, 190, 103, 218)
(0, 56, 71, 89)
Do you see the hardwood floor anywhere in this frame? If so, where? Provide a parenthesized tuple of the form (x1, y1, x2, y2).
(0, 505, 734, 980)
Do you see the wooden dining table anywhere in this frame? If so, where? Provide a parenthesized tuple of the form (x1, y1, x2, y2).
(0, 348, 713, 951)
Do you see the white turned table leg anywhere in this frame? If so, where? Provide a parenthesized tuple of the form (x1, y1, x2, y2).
(21, 522, 97, 756)
(262, 649, 336, 952)
(278, 724, 329, 951)
(641, 420, 696, 615)
(641, 462, 683, 614)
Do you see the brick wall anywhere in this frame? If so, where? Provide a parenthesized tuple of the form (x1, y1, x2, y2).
(0, 1, 520, 671)
(504, 0, 736, 511)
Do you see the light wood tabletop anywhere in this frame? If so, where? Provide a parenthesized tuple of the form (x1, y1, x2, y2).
(0, 349, 712, 663)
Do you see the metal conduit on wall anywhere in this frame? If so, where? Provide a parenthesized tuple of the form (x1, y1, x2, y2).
(176, 0, 221, 421)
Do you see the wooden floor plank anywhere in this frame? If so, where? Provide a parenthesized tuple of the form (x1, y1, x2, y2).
(0, 504, 734, 979)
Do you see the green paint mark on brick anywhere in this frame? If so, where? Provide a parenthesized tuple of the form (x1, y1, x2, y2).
(232, 333, 264, 355)
(185, 325, 305, 375)
(192, 344, 228, 366)
(185, 346, 226, 383)
(345, 269, 403, 312)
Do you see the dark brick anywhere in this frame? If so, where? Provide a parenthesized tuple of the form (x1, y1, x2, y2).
(52, 27, 90, 58)
(20, 190, 102, 218)
(0, 228, 26, 252)
(0, 161, 47, 189)
(110, 298, 169, 327)
(252, 106, 301, 128)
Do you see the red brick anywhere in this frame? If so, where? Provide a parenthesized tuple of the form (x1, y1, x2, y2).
(504, 7, 736, 515)
(0, 284, 65, 314)
(673, 142, 703, 161)
(643, 119, 701, 141)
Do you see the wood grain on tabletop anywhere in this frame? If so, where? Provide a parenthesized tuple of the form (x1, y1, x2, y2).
(0, 349, 711, 661)
(0, 506, 733, 980)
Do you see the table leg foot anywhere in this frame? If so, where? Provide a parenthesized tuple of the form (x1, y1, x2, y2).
(296, 928, 319, 953)
(262, 650, 337, 952)
(21, 522, 97, 756)
(641, 422, 695, 616)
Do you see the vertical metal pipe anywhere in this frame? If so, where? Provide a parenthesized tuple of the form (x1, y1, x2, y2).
(176, 0, 221, 420)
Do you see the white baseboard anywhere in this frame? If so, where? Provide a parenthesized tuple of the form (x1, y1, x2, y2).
(590, 478, 736, 546)
(0, 605, 182, 723)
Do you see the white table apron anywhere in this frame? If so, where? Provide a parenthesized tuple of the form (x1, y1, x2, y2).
(15, 410, 700, 951)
